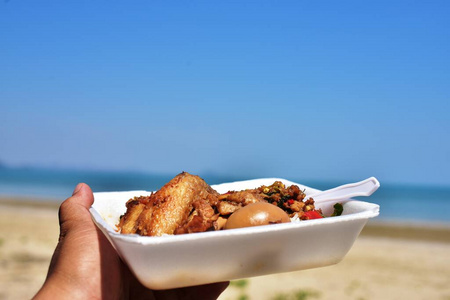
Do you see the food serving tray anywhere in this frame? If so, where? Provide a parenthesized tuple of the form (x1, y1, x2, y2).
(90, 178, 380, 290)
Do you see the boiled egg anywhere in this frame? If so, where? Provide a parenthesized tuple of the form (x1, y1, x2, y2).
(224, 202, 290, 230)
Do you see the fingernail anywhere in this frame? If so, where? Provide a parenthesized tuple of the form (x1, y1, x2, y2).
(72, 183, 83, 195)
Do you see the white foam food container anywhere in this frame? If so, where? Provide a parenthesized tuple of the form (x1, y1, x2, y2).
(90, 178, 380, 290)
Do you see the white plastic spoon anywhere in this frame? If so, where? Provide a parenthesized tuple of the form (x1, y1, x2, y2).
(308, 177, 380, 204)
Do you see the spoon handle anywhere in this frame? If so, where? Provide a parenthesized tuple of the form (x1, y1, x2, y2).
(309, 177, 380, 203)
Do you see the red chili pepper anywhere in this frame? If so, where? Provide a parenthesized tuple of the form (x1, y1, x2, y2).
(303, 210, 323, 219)
(287, 199, 295, 205)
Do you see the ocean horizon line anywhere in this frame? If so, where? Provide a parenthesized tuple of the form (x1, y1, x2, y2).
(1, 166, 450, 224)
(1, 164, 449, 190)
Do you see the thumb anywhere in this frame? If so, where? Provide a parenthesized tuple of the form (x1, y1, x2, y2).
(46, 183, 96, 279)
(70, 182, 94, 209)
(59, 183, 94, 232)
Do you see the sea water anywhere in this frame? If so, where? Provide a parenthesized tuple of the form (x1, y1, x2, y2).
(1, 167, 449, 224)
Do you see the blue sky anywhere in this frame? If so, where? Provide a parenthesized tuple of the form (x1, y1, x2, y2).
(1, 1, 449, 186)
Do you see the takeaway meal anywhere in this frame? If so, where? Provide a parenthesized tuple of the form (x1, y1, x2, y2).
(117, 172, 343, 236)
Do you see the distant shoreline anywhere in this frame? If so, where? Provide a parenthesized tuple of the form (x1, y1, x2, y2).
(2, 196, 449, 244)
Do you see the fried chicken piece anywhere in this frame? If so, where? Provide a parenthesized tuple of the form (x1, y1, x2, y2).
(148, 172, 219, 236)
(214, 216, 228, 230)
(217, 200, 241, 215)
(118, 196, 150, 234)
(217, 190, 265, 215)
(118, 172, 219, 236)
(174, 199, 218, 234)
(218, 190, 264, 204)
(134, 204, 154, 235)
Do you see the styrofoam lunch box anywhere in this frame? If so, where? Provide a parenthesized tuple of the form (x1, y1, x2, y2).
(90, 178, 380, 290)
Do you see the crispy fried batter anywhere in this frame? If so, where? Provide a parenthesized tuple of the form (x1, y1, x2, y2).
(118, 172, 219, 236)
(117, 196, 150, 234)
(219, 190, 264, 205)
(217, 200, 241, 215)
(174, 199, 218, 234)
(216, 190, 264, 215)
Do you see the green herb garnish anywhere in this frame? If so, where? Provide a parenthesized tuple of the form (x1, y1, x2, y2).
(331, 203, 343, 216)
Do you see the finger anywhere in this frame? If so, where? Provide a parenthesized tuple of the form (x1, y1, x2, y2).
(69, 182, 94, 210)
(46, 183, 96, 276)
(58, 183, 95, 235)
(60, 183, 93, 220)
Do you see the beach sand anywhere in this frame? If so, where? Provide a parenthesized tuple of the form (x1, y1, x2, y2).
(1, 198, 449, 300)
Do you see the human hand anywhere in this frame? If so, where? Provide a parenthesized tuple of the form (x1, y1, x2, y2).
(34, 183, 229, 300)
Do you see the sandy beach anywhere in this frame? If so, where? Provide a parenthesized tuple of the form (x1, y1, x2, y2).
(1, 197, 449, 300)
